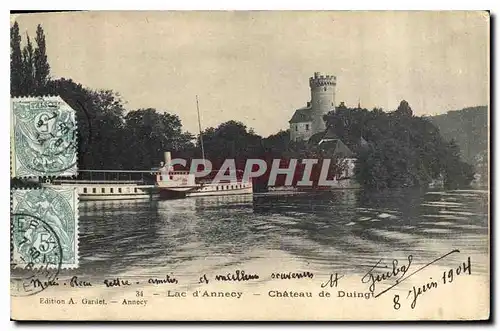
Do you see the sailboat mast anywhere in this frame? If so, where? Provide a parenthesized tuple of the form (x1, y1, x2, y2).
(196, 95, 206, 162)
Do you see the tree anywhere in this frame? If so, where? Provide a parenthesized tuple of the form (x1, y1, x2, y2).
(395, 100, 413, 117)
(442, 139, 475, 189)
(262, 130, 290, 156)
(34, 24, 50, 90)
(11, 22, 51, 96)
(21, 33, 35, 95)
(124, 109, 194, 169)
(10, 21, 23, 96)
(200, 121, 263, 169)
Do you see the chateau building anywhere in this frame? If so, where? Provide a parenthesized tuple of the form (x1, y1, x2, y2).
(287, 72, 369, 182)
(289, 72, 336, 142)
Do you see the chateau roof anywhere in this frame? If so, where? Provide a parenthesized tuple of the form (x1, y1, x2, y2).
(289, 107, 312, 123)
(318, 139, 355, 158)
(308, 131, 326, 144)
(308, 126, 339, 144)
(308, 125, 370, 158)
(360, 136, 369, 147)
(322, 126, 339, 140)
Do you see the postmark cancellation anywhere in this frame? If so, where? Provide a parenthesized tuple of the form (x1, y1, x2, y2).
(11, 187, 79, 269)
(10, 96, 78, 178)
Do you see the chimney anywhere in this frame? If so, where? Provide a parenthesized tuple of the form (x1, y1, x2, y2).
(164, 152, 172, 166)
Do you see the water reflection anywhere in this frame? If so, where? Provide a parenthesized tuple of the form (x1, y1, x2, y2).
(73, 189, 488, 278)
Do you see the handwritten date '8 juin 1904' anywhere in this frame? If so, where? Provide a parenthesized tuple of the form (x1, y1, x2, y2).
(359, 249, 472, 310)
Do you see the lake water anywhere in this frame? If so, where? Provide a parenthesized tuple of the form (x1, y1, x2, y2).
(75, 189, 489, 282)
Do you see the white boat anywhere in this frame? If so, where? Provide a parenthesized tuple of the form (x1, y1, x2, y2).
(188, 181, 253, 197)
(44, 170, 160, 201)
(155, 169, 253, 199)
(50, 181, 160, 201)
(44, 166, 253, 201)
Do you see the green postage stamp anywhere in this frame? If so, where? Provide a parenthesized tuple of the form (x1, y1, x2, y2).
(11, 187, 79, 269)
(10, 96, 78, 178)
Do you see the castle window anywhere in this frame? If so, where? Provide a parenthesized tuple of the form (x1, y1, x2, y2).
(324, 87, 327, 91)
(305, 124, 309, 131)
(83, 188, 87, 193)
(295, 125, 298, 131)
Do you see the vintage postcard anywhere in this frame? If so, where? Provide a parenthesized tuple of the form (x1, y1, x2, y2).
(10, 11, 489, 321)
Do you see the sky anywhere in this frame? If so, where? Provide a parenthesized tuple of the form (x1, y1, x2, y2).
(12, 11, 489, 137)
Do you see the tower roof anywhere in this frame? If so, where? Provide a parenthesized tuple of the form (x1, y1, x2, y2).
(289, 106, 312, 123)
(309, 72, 337, 88)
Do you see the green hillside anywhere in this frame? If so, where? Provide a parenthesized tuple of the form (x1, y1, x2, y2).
(430, 106, 488, 162)
(430, 106, 488, 182)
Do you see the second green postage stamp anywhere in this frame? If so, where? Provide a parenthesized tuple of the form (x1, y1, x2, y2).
(11, 187, 79, 269)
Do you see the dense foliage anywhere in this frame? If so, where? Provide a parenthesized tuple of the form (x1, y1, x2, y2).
(324, 102, 475, 189)
(11, 21, 476, 190)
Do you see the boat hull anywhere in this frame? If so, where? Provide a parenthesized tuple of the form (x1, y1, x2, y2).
(44, 179, 254, 201)
(187, 186, 253, 197)
(79, 193, 160, 201)
(43, 183, 160, 201)
(159, 181, 253, 199)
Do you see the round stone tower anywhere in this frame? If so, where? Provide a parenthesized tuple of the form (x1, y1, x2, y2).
(309, 72, 336, 134)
